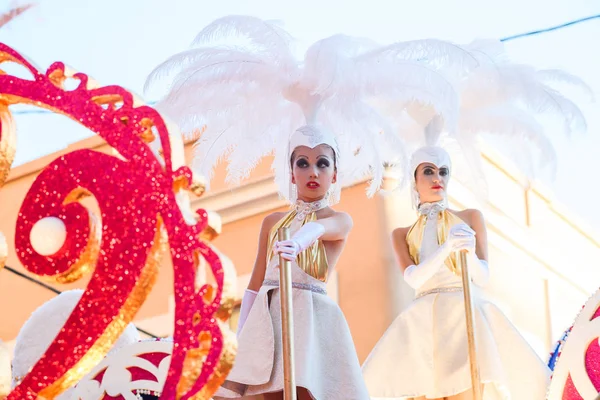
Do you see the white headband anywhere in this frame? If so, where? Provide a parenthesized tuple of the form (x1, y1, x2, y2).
(410, 146, 452, 181)
(289, 124, 339, 155)
(285, 124, 341, 205)
(409, 146, 452, 208)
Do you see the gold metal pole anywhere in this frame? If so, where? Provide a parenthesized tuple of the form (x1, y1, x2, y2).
(278, 227, 297, 400)
(459, 250, 482, 400)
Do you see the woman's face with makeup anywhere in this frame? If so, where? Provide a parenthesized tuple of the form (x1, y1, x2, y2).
(415, 162, 449, 204)
(291, 144, 337, 202)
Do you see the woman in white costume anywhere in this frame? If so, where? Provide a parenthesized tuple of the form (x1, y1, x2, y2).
(362, 37, 591, 399)
(362, 141, 551, 399)
(144, 14, 479, 400)
(220, 125, 369, 400)
(145, 16, 374, 400)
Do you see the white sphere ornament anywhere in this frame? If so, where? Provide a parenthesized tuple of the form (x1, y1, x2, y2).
(30, 217, 67, 256)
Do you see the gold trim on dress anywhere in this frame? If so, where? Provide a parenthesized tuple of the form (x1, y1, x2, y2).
(266, 210, 329, 282)
(406, 210, 468, 276)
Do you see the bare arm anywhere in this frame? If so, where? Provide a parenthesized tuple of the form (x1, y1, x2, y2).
(247, 213, 283, 292)
(315, 211, 353, 242)
(391, 227, 413, 272)
(468, 209, 488, 262)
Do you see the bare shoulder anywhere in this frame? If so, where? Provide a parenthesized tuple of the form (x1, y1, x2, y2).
(391, 226, 411, 243)
(452, 208, 484, 226)
(262, 211, 287, 232)
(315, 208, 354, 226)
(333, 210, 353, 226)
(323, 209, 354, 237)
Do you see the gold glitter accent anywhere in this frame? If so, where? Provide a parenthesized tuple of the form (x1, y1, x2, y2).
(175, 241, 238, 399)
(189, 172, 207, 197)
(139, 118, 157, 143)
(214, 250, 237, 322)
(0, 100, 15, 272)
(200, 211, 221, 242)
(172, 170, 207, 198)
(189, 322, 237, 400)
(0, 43, 238, 399)
(176, 321, 237, 400)
(0, 101, 15, 189)
(173, 175, 190, 193)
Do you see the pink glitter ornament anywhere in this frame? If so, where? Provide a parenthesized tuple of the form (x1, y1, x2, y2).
(0, 43, 235, 400)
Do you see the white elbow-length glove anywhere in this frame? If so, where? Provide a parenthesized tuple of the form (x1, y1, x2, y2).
(404, 223, 477, 289)
(272, 222, 325, 262)
(237, 289, 258, 336)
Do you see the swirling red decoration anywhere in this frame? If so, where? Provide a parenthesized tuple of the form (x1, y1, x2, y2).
(0, 43, 234, 399)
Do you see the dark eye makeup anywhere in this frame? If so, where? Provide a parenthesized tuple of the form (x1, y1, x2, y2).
(422, 166, 449, 177)
(296, 158, 309, 168)
(317, 159, 331, 168)
(295, 157, 332, 169)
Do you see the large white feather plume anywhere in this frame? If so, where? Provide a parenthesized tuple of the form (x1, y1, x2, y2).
(145, 16, 476, 198)
(372, 38, 591, 192)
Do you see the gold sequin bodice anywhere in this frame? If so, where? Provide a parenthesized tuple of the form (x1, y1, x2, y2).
(266, 209, 329, 282)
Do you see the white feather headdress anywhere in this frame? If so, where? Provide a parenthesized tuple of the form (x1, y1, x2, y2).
(145, 16, 475, 201)
(377, 38, 591, 200)
(457, 40, 590, 181)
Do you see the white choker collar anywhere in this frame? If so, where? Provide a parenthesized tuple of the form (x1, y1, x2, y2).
(294, 199, 329, 220)
(417, 200, 447, 219)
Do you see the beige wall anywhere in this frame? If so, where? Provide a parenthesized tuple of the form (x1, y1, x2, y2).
(1, 137, 599, 366)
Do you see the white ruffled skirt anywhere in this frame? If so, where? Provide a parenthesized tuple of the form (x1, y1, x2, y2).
(362, 288, 550, 399)
(215, 265, 369, 400)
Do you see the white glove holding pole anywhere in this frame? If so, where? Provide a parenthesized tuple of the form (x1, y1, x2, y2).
(404, 223, 483, 289)
(237, 289, 258, 336)
(452, 223, 490, 286)
(463, 243, 490, 287)
(273, 222, 325, 262)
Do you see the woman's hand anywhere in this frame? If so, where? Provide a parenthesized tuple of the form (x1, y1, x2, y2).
(447, 223, 476, 253)
(272, 221, 326, 263)
(273, 240, 301, 262)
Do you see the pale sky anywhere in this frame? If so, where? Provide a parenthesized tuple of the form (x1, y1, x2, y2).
(1, 0, 599, 230)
